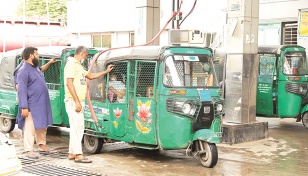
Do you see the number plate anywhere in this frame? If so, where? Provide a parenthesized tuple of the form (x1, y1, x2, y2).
(204, 106, 210, 113)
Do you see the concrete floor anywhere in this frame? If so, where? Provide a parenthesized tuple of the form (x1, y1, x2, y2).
(9, 117, 308, 176)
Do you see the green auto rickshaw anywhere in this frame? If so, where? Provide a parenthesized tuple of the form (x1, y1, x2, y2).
(0, 45, 223, 167)
(257, 45, 308, 128)
(83, 46, 224, 167)
(0, 46, 100, 132)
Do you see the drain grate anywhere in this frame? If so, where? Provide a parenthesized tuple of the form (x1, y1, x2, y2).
(20, 158, 102, 176)
(19, 157, 40, 165)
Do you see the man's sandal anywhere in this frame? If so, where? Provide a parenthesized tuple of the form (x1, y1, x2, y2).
(39, 150, 58, 155)
(74, 157, 92, 163)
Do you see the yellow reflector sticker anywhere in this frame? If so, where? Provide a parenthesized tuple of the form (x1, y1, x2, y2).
(288, 76, 301, 81)
(169, 90, 187, 95)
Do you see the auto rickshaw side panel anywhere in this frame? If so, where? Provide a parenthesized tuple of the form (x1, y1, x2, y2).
(0, 53, 20, 119)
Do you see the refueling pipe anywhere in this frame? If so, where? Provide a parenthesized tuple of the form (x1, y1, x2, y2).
(86, 1, 183, 125)
(179, 0, 197, 27)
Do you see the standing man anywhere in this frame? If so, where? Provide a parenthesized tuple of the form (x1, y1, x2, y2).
(16, 47, 54, 159)
(64, 46, 113, 163)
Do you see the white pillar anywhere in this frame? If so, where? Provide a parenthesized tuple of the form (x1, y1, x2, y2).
(135, 0, 160, 45)
(224, 0, 259, 124)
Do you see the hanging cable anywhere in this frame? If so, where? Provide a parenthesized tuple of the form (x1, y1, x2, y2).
(179, 0, 197, 27)
(86, 1, 183, 124)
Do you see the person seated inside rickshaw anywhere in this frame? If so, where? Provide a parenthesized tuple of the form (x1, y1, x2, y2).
(108, 74, 126, 103)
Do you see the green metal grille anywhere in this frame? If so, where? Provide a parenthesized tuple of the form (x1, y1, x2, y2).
(43, 58, 61, 90)
(136, 61, 156, 97)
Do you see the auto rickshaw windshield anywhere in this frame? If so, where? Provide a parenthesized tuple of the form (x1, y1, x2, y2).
(283, 52, 308, 75)
(163, 54, 219, 87)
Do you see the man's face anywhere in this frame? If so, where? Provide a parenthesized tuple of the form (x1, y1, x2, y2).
(81, 52, 88, 60)
(31, 50, 39, 67)
(110, 75, 117, 81)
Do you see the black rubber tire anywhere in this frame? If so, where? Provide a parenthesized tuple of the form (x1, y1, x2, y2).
(0, 117, 16, 133)
(83, 134, 104, 154)
(302, 112, 308, 129)
(199, 141, 218, 168)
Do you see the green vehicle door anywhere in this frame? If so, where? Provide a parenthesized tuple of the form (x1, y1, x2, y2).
(256, 54, 277, 116)
(107, 61, 129, 138)
(132, 61, 158, 145)
(42, 58, 62, 125)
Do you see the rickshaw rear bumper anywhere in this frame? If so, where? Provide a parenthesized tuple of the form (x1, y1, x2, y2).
(192, 129, 222, 144)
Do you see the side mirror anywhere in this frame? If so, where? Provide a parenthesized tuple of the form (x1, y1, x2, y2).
(203, 63, 211, 73)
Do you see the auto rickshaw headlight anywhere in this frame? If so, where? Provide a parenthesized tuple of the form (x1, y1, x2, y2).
(299, 86, 304, 93)
(216, 104, 223, 112)
(183, 103, 192, 114)
(182, 103, 196, 115)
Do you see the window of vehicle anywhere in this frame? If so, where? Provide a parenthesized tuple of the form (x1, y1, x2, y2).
(259, 54, 276, 76)
(283, 52, 308, 75)
(163, 55, 219, 87)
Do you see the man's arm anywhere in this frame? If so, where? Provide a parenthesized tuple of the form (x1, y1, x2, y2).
(108, 85, 126, 98)
(86, 65, 114, 80)
(41, 58, 57, 72)
(17, 70, 29, 117)
(66, 78, 83, 112)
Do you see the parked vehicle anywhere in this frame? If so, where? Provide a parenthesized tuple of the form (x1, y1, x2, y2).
(214, 45, 308, 128)
(0, 45, 224, 167)
(83, 46, 223, 167)
(257, 45, 308, 128)
(0, 46, 100, 133)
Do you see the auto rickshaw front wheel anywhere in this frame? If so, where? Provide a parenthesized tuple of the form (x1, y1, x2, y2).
(83, 134, 104, 154)
(0, 116, 16, 133)
(198, 141, 218, 168)
(302, 112, 308, 129)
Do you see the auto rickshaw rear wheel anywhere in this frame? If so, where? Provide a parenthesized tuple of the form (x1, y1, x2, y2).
(302, 112, 308, 129)
(83, 134, 104, 154)
(198, 141, 218, 168)
(0, 117, 16, 133)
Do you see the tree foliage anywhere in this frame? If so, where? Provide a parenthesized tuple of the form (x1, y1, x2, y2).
(17, 0, 67, 21)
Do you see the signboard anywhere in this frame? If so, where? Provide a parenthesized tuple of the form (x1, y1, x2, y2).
(298, 9, 308, 37)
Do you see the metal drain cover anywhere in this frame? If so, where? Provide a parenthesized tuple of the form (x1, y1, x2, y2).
(20, 158, 101, 176)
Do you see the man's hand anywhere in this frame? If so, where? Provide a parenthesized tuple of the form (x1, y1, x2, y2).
(106, 65, 114, 73)
(75, 101, 82, 113)
(21, 108, 29, 118)
(49, 58, 57, 64)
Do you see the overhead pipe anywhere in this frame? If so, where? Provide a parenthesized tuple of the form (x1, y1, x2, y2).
(86, 0, 183, 124)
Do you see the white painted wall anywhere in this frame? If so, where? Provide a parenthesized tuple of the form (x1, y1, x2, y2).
(67, 0, 136, 33)
(259, 0, 308, 22)
(69, 34, 92, 47)
(111, 32, 131, 48)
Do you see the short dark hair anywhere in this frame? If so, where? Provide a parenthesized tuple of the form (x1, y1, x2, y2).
(75, 46, 88, 55)
(23, 47, 38, 60)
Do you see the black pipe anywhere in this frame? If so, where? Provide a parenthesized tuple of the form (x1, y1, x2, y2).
(177, 0, 180, 29)
(172, 0, 175, 29)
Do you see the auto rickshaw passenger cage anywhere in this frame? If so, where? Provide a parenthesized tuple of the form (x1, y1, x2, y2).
(0, 46, 77, 90)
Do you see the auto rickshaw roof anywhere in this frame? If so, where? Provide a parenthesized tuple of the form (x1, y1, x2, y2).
(258, 45, 305, 55)
(3, 46, 102, 59)
(96, 46, 165, 65)
(3, 46, 75, 58)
